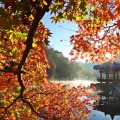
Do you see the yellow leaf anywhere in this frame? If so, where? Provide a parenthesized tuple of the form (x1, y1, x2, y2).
(43, 0, 47, 5)
(40, 0, 48, 8)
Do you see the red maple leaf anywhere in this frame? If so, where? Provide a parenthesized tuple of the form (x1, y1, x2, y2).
(117, 20, 120, 28)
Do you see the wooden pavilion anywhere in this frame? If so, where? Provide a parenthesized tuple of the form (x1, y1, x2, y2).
(93, 62, 120, 83)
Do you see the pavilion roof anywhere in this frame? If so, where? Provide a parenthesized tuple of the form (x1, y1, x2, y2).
(93, 61, 120, 71)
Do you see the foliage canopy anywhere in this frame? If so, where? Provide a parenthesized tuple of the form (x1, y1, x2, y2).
(0, 0, 120, 119)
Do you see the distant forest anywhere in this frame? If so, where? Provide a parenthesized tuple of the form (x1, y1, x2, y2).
(46, 47, 97, 81)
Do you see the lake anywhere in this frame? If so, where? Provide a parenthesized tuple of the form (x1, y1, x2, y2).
(51, 80, 120, 120)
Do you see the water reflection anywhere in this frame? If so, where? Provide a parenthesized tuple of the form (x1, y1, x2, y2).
(91, 83, 120, 120)
(89, 110, 120, 120)
(51, 80, 120, 120)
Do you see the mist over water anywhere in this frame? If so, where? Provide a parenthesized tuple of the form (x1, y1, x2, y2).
(51, 79, 97, 87)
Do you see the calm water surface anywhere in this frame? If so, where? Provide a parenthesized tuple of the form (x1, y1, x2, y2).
(51, 80, 120, 120)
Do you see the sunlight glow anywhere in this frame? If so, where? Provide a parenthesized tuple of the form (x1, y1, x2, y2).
(105, 53, 111, 59)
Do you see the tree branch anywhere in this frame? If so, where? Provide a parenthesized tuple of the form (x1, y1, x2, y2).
(0, 1, 52, 119)
(15, 0, 52, 99)
(0, 96, 20, 119)
(15, 0, 52, 118)
(24, 91, 57, 99)
(0, 69, 26, 74)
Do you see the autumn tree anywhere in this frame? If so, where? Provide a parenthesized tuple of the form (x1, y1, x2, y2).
(46, 47, 83, 80)
(0, 0, 119, 120)
(68, 0, 120, 64)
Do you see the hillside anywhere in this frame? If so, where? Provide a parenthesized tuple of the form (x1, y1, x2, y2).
(77, 62, 98, 81)
(46, 47, 98, 81)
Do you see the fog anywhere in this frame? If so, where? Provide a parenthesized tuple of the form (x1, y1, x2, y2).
(50, 79, 98, 87)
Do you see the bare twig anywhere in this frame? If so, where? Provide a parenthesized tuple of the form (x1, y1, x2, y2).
(24, 91, 57, 99)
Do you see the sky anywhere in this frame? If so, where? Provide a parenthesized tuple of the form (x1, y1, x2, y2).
(42, 12, 79, 60)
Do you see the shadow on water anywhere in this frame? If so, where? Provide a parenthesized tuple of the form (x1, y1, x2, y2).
(91, 83, 120, 120)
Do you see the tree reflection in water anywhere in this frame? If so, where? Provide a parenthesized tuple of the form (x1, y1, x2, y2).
(91, 83, 120, 120)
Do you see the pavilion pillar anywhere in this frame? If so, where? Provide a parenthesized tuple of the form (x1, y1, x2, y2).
(108, 72, 109, 79)
(114, 72, 115, 79)
(117, 71, 119, 79)
(106, 72, 109, 83)
(100, 71, 102, 79)
(106, 73, 107, 83)
(106, 73, 108, 79)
